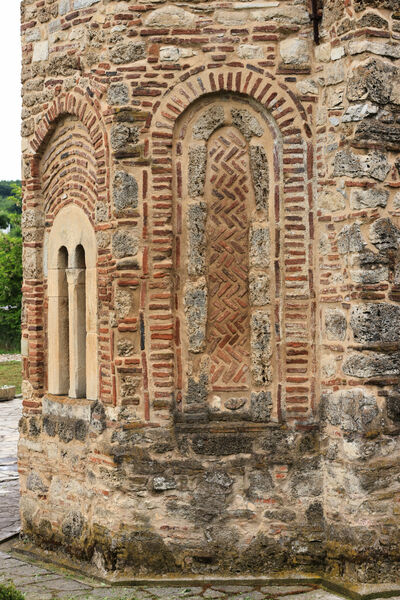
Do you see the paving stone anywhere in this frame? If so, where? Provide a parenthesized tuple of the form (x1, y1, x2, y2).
(280, 592, 342, 600)
(203, 590, 225, 599)
(214, 586, 253, 593)
(260, 586, 314, 595)
(146, 587, 203, 598)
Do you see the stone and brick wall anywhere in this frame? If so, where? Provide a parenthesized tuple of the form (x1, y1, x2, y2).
(19, 0, 400, 583)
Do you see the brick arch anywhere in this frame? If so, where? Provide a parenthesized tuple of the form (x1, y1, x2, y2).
(21, 91, 109, 403)
(150, 66, 312, 140)
(146, 81, 316, 425)
(27, 91, 110, 223)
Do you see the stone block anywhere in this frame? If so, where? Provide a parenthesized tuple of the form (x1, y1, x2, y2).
(144, 6, 196, 28)
(369, 218, 400, 251)
(187, 203, 206, 276)
(250, 226, 270, 267)
(333, 150, 390, 181)
(325, 309, 347, 341)
(350, 188, 388, 210)
(113, 171, 138, 211)
(73, 0, 100, 8)
(112, 231, 138, 258)
(343, 352, 400, 378)
(110, 42, 146, 64)
(184, 279, 207, 353)
(251, 391, 272, 422)
(188, 146, 207, 198)
(249, 273, 270, 306)
(350, 303, 400, 343)
(250, 145, 269, 211)
(279, 38, 310, 65)
(238, 44, 263, 59)
(317, 189, 345, 214)
(193, 106, 224, 140)
(337, 223, 365, 254)
(355, 120, 400, 151)
(231, 109, 263, 140)
(251, 311, 271, 385)
(32, 41, 49, 63)
(107, 83, 129, 106)
(322, 388, 379, 433)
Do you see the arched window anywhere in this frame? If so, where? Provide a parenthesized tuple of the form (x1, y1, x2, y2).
(47, 205, 98, 400)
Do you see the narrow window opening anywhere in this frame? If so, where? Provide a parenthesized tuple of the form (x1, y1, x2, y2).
(67, 244, 87, 398)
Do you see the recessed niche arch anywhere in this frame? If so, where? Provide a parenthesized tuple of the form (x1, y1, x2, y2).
(47, 204, 97, 400)
(173, 93, 282, 421)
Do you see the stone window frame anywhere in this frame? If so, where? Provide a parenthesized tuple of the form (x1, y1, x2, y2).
(47, 203, 98, 401)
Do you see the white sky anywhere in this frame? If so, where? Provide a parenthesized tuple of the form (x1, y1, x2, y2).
(0, 4, 21, 181)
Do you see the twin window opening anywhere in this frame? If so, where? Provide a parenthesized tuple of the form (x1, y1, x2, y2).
(55, 244, 87, 399)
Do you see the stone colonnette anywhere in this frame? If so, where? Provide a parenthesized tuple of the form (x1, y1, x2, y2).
(20, 0, 400, 583)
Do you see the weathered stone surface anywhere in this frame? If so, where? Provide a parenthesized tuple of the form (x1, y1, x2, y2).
(112, 231, 138, 258)
(110, 124, 139, 152)
(251, 311, 271, 385)
(187, 203, 206, 276)
(193, 106, 224, 140)
(27, 472, 48, 493)
(337, 223, 365, 254)
(325, 309, 347, 341)
(348, 40, 400, 60)
(369, 218, 400, 251)
(231, 109, 263, 140)
(184, 279, 207, 353)
(250, 226, 270, 267)
(251, 391, 272, 422)
(279, 38, 310, 65)
(145, 6, 196, 28)
(333, 150, 390, 181)
(355, 120, 400, 151)
(343, 352, 400, 378)
(322, 388, 379, 432)
(188, 146, 207, 197)
(47, 55, 80, 76)
(110, 42, 146, 64)
(107, 83, 129, 106)
(32, 41, 48, 62)
(317, 189, 345, 214)
(237, 44, 263, 59)
(250, 145, 269, 211)
(113, 171, 138, 211)
(350, 188, 388, 210)
(347, 59, 398, 105)
(117, 339, 134, 357)
(342, 103, 378, 122)
(152, 476, 177, 491)
(249, 273, 270, 306)
(160, 46, 196, 62)
(350, 303, 400, 343)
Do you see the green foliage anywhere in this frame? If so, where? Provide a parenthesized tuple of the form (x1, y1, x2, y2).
(0, 583, 25, 600)
(0, 182, 22, 350)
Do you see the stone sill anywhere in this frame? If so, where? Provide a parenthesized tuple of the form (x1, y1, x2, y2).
(42, 394, 95, 422)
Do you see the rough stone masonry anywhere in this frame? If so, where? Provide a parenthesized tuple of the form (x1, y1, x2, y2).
(19, 0, 400, 585)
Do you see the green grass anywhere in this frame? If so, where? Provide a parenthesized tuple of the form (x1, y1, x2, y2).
(0, 583, 25, 600)
(0, 361, 22, 394)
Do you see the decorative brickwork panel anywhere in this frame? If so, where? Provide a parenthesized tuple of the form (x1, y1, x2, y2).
(206, 128, 251, 392)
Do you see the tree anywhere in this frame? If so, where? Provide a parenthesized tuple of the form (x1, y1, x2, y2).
(0, 184, 22, 350)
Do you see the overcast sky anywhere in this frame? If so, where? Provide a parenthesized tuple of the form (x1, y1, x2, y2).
(0, 4, 21, 181)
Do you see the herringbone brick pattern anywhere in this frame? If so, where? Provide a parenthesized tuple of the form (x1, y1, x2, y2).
(206, 128, 251, 391)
